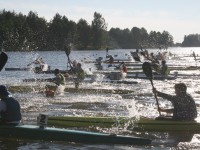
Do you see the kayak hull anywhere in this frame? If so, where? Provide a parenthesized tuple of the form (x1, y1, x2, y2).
(7, 86, 133, 94)
(48, 116, 200, 133)
(0, 125, 151, 145)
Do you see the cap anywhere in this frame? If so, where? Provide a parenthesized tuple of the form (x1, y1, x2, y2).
(0, 85, 10, 96)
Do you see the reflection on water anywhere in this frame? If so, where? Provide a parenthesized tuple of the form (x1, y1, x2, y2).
(1, 47, 200, 149)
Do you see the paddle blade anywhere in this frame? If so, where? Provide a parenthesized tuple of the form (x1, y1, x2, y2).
(64, 45, 71, 56)
(0, 52, 8, 71)
(142, 62, 153, 79)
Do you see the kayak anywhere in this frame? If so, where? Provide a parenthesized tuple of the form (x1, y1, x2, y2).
(22, 78, 138, 84)
(48, 116, 200, 133)
(0, 124, 151, 145)
(5, 67, 66, 74)
(127, 73, 178, 80)
(7, 85, 134, 94)
(124, 66, 200, 71)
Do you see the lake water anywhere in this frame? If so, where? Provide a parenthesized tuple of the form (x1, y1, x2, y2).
(1, 47, 200, 149)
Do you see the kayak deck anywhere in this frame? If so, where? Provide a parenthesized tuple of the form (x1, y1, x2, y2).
(0, 124, 151, 145)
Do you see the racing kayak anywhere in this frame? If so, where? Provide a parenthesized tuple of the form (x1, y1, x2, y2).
(48, 116, 200, 133)
(7, 85, 134, 94)
(0, 124, 151, 145)
(123, 66, 200, 71)
(126, 73, 178, 80)
(22, 78, 138, 84)
(5, 67, 66, 74)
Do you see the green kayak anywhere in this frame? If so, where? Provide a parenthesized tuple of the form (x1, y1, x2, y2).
(48, 116, 200, 133)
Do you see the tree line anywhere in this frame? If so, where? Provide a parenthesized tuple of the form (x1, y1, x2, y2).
(1, 9, 176, 51)
(182, 34, 200, 47)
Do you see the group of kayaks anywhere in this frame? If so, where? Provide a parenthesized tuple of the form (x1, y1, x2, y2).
(1, 53, 198, 145)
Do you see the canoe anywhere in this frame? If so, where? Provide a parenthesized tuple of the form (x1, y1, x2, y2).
(48, 116, 200, 133)
(7, 85, 134, 94)
(0, 124, 151, 145)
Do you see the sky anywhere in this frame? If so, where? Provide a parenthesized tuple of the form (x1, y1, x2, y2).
(1, 0, 200, 43)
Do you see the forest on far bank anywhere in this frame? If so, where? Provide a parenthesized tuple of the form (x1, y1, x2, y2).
(0, 9, 199, 51)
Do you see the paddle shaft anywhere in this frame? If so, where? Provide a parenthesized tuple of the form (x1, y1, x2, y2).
(149, 79, 161, 116)
(27, 56, 40, 66)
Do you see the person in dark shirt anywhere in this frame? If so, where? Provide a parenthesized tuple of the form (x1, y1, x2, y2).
(74, 63, 85, 89)
(153, 83, 197, 121)
(0, 85, 22, 125)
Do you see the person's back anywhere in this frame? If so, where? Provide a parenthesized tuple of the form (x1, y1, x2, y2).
(1, 97, 22, 123)
(74, 63, 85, 88)
(172, 93, 197, 120)
(75, 63, 85, 81)
(154, 83, 197, 121)
(0, 85, 21, 125)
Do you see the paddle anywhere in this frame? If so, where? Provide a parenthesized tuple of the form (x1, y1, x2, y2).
(64, 45, 72, 68)
(27, 56, 41, 67)
(0, 52, 8, 71)
(142, 62, 161, 116)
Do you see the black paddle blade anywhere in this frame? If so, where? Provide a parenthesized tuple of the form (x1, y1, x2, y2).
(64, 45, 71, 56)
(0, 52, 8, 71)
(142, 62, 153, 79)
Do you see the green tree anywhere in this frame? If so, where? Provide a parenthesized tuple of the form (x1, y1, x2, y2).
(91, 12, 107, 49)
(26, 11, 48, 50)
(182, 34, 200, 47)
(75, 19, 91, 49)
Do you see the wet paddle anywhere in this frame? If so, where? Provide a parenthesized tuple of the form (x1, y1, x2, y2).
(27, 56, 41, 66)
(0, 52, 8, 71)
(142, 62, 161, 116)
(64, 45, 73, 71)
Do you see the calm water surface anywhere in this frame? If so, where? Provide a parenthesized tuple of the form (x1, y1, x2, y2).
(1, 47, 200, 149)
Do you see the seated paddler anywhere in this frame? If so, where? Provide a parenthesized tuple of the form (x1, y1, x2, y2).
(153, 83, 197, 121)
(45, 69, 66, 97)
(160, 60, 170, 77)
(0, 85, 22, 125)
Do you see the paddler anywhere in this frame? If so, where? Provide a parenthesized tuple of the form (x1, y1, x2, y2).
(45, 69, 65, 97)
(119, 62, 128, 79)
(107, 55, 114, 67)
(0, 85, 22, 125)
(33, 57, 49, 72)
(153, 83, 197, 121)
(160, 60, 170, 77)
(74, 63, 85, 89)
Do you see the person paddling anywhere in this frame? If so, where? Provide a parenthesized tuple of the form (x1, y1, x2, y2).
(0, 85, 22, 125)
(45, 69, 65, 97)
(153, 83, 197, 121)
(160, 60, 170, 77)
(107, 55, 114, 67)
(74, 63, 85, 89)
